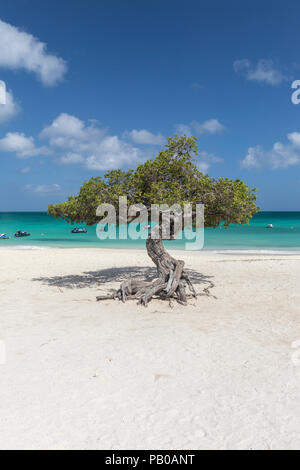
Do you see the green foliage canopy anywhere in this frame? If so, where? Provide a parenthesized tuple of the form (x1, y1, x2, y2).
(48, 136, 259, 228)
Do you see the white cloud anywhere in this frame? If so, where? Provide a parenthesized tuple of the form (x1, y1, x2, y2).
(175, 119, 225, 136)
(86, 136, 141, 170)
(192, 119, 225, 134)
(233, 59, 284, 86)
(240, 146, 265, 169)
(127, 129, 165, 145)
(175, 123, 192, 136)
(233, 59, 250, 74)
(197, 162, 210, 173)
(40, 113, 106, 151)
(0, 19, 67, 86)
(39, 113, 223, 172)
(197, 151, 223, 173)
(59, 152, 84, 165)
(40, 113, 92, 147)
(40, 113, 142, 170)
(240, 132, 300, 169)
(287, 132, 300, 147)
(0, 132, 50, 158)
(0, 89, 20, 123)
(4, 111, 224, 172)
(24, 183, 61, 193)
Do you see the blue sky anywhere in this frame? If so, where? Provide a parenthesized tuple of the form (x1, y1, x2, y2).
(0, 0, 300, 211)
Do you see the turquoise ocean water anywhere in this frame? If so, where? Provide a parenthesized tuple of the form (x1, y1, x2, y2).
(0, 212, 299, 252)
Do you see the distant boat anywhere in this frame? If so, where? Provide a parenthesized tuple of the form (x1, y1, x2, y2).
(266, 224, 274, 229)
(71, 228, 87, 233)
(15, 230, 30, 238)
(0, 234, 9, 239)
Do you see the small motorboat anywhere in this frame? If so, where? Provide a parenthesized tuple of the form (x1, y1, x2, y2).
(266, 224, 274, 229)
(0, 234, 9, 239)
(71, 228, 87, 234)
(15, 230, 30, 238)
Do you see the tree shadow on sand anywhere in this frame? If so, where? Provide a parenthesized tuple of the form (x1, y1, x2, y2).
(32, 266, 213, 290)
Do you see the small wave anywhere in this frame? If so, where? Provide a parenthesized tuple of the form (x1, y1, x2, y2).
(214, 249, 300, 255)
(0, 245, 51, 250)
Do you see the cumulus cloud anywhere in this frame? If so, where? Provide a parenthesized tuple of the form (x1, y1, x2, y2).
(0, 89, 20, 123)
(175, 123, 192, 136)
(0, 112, 151, 169)
(40, 113, 142, 170)
(39, 113, 223, 171)
(233, 59, 284, 85)
(192, 119, 225, 134)
(240, 132, 300, 169)
(85, 136, 141, 170)
(287, 132, 300, 147)
(0, 132, 50, 158)
(175, 119, 225, 136)
(127, 129, 165, 145)
(24, 183, 61, 193)
(0, 19, 67, 86)
(59, 152, 84, 165)
(2, 110, 223, 172)
(40, 113, 107, 152)
(197, 151, 223, 173)
(40, 113, 95, 146)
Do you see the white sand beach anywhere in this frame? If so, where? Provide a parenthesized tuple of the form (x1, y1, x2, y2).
(1, 248, 300, 450)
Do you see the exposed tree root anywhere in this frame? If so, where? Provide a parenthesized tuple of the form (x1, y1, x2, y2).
(96, 275, 215, 306)
(96, 236, 216, 307)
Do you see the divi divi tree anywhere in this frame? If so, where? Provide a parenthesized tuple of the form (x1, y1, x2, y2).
(49, 136, 258, 306)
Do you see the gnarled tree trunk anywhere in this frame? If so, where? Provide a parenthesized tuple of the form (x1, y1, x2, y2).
(97, 232, 199, 307)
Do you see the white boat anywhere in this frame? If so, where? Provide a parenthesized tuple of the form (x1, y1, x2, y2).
(266, 224, 274, 229)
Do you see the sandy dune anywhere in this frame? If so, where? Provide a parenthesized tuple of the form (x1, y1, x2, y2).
(1, 248, 300, 450)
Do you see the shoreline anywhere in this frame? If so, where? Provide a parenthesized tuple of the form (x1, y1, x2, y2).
(1, 244, 300, 256)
